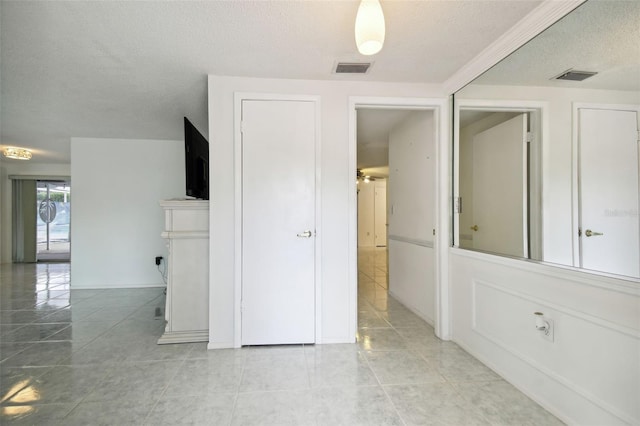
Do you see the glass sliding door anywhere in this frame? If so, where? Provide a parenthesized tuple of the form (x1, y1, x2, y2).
(36, 181, 71, 262)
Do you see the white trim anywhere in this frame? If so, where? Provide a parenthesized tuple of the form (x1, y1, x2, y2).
(450, 247, 640, 296)
(234, 94, 243, 348)
(348, 96, 450, 340)
(387, 235, 434, 248)
(443, 0, 586, 94)
(233, 92, 322, 348)
(437, 99, 452, 340)
(571, 103, 640, 269)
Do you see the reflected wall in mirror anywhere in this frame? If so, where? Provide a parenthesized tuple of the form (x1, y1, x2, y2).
(454, 0, 640, 279)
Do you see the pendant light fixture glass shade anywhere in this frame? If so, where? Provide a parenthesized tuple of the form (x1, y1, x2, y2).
(355, 0, 385, 56)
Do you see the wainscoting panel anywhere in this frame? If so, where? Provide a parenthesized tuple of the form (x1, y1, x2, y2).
(388, 238, 435, 325)
(451, 248, 640, 425)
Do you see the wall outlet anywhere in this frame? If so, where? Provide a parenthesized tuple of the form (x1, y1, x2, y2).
(541, 318, 554, 342)
(155, 256, 163, 266)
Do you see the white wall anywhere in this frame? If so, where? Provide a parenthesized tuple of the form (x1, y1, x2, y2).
(70, 138, 184, 288)
(208, 75, 445, 347)
(0, 160, 71, 264)
(387, 111, 436, 324)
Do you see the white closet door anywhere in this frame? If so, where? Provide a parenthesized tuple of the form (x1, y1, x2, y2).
(241, 99, 317, 345)
(579, 108, 639, 278)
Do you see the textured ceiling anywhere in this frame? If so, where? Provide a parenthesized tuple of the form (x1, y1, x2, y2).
(0, 0, 542, 164)
(357, 108, 414, 171)
(472, 0, 640, 90)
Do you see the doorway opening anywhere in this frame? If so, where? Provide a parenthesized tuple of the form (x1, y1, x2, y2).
(354, 105, 439, 348)
(36, 180, 71, 262)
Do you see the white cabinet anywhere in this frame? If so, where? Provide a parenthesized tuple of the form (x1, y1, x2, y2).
(158, 200, 209, 344)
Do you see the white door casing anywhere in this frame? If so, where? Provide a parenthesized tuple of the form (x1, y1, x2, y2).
(349, 97, 447, 340)
(577, 107, 640, 278)
(471, 113, 528, 258)
(240, 98, 318, 345)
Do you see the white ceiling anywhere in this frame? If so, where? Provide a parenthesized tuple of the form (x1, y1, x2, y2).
(472, 0, 640, 90)
(0, 0, 543, 164)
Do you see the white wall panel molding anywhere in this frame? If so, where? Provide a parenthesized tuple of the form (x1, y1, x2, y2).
(388, 240, 435, 325)
(451, 248, 640, 297)
(387, 234, 433, 249)
(469, 278, 638, 425)
(472, 278, 640, 343)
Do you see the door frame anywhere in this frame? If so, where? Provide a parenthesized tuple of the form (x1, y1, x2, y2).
(453, 99, 548, 262)
(348, 96, 449, 340)
(571, 102, 640, 269)
(233, 93, 322, 348)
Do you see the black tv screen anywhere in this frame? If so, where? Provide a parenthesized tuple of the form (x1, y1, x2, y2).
(184, 117, 209, 200)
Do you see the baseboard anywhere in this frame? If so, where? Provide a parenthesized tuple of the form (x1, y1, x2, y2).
(71, 284, 166, 290)
(157, 330, 208, 345)
(319, 337, 357, 345)
(207, 341, 235, 350)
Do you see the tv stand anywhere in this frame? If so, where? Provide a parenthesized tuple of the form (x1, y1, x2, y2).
(157, 199, 209, 344)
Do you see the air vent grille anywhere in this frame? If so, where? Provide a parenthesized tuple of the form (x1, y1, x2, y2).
(335, 62, 371, 74)
(553, 69, 598, 81)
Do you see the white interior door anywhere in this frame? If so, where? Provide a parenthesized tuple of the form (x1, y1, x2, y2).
(578, 107, 639, 278)
(472, 114, 528, 257)
(241, 99, 316, 345)
(374, 184, 387, 247)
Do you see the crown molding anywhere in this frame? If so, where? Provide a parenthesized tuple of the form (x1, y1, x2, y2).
(442, 0, 587, 95)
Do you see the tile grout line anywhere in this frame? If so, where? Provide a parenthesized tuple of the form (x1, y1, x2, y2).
(227, 348, 249, 426)
(362, 350, 409, 426)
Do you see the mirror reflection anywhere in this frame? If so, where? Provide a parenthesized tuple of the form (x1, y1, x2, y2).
(454, 0, 640, 279)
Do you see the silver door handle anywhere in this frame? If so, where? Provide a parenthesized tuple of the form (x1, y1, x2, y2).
(297, 230, 312, 238)
(585, 229, 604, 237)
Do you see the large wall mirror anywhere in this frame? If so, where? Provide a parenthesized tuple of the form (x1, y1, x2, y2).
(453, 0, 640, 279)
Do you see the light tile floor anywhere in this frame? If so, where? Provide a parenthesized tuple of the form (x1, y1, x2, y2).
(0, 254, 563, 425)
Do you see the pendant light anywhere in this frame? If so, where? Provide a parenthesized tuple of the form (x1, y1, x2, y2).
(355, 0, 386, 56)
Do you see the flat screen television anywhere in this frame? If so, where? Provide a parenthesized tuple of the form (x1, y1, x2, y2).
(184, 117, 209, 200)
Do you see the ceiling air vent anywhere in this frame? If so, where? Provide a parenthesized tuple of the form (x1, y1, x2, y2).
(553, 69, 598, 81)
(335, 62, 371, 74)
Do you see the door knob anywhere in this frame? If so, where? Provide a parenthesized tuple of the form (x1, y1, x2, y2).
(297, 230, 312, 238)
(584, 229, 603, 237)
(470, 225, 479, 232)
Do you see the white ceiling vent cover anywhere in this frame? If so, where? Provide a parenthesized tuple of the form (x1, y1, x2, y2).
(335, 62, 371, 74)
(553, 69, 598, 81)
